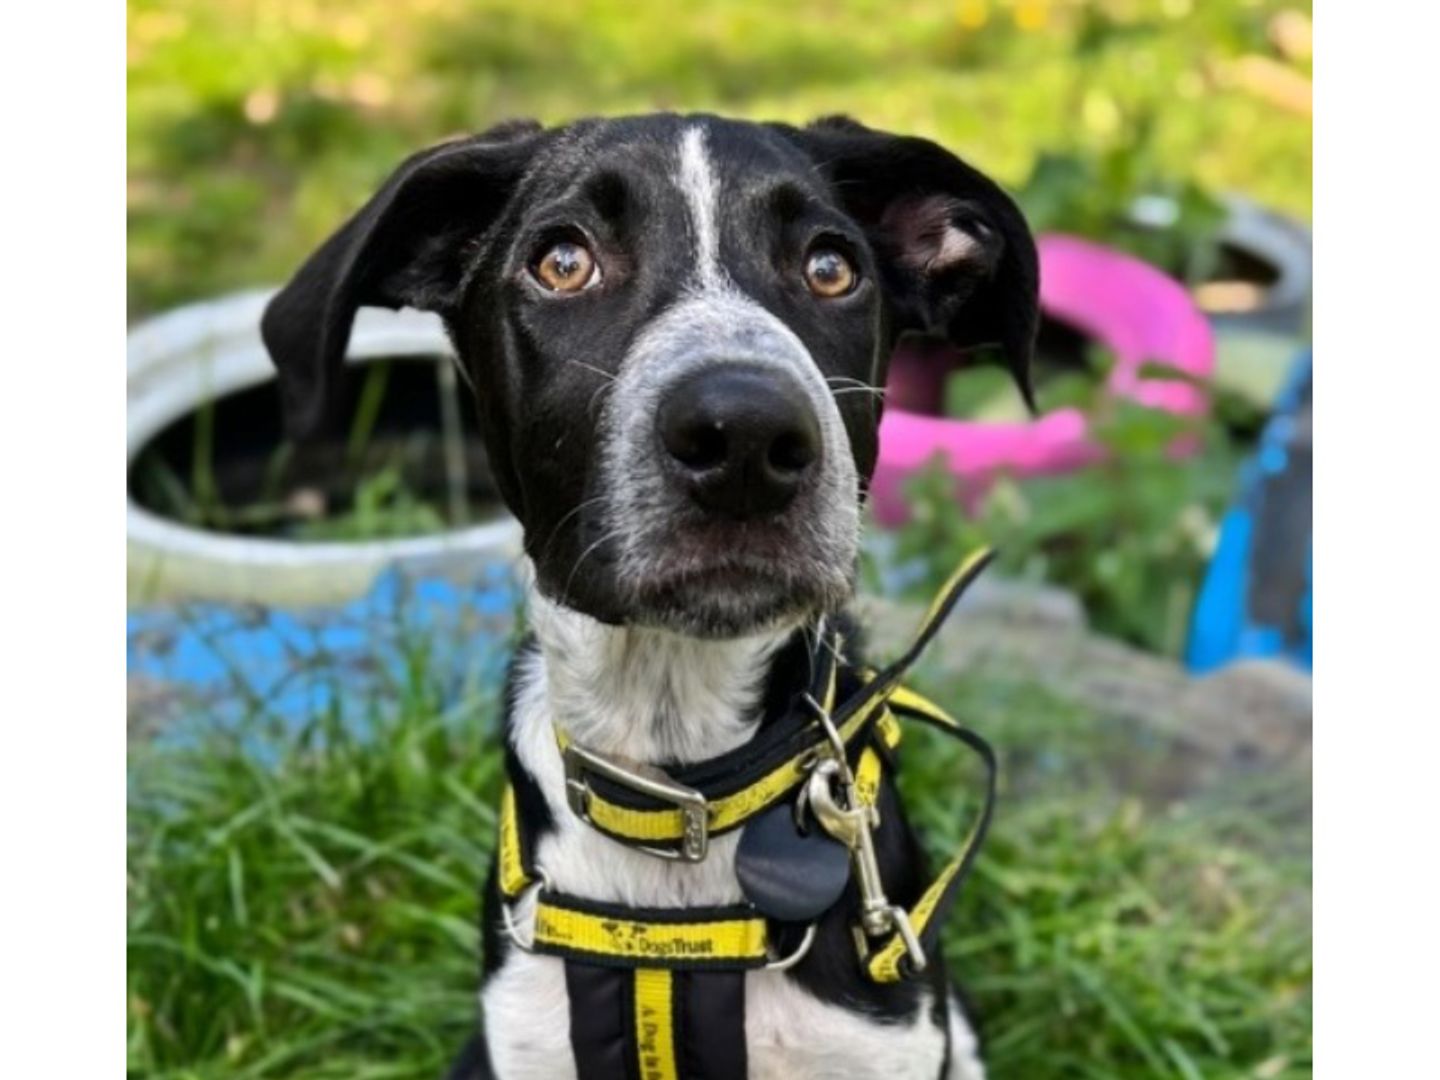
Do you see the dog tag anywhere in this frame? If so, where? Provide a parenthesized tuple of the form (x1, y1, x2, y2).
(736, 800, 850, 922)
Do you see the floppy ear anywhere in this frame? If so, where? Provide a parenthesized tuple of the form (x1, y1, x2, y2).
(261, 121, 547, 436)
(774, 116, 1040, 410)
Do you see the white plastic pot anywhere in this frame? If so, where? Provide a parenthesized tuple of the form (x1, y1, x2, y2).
(127, 290, 522, 606)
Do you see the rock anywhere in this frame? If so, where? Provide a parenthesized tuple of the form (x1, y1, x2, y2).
(857, 585, 1311, 794)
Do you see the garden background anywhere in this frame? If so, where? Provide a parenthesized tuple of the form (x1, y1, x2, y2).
(127, 2, 1313, 1077)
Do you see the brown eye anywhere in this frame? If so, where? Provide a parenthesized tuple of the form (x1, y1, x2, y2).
(532, 240, 599, 293)
(803, 248, 857, 298)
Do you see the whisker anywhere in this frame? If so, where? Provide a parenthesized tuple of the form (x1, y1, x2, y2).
(817, 629, 845, 665)
(562, 527, 625, 602)
(539, 495, 608, 560)
(569, 359, 616, 382)
(450, 355, 477, 394)
(568, 360, 618, 416)
(587, 380, 616, 417)
(825, 375, 885, 392)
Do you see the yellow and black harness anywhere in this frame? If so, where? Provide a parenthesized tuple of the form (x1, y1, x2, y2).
(494, 550, 998, 1080)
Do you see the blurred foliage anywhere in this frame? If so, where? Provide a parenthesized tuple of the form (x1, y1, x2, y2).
(1018, 141, 1231, 284)
(128, 0, 1311, 314)
(889, 359, 1246, 656)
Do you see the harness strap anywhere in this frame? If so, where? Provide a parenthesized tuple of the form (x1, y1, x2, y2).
(499, 698, 983, 986)
(565, 963, 748, 1080)
(532, 893, 771, 971)
(554, 643, 849, 852)
(497, 783, 535, 900)
(494, 549, 1000, 1079)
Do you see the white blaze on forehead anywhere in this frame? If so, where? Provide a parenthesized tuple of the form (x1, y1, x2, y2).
(677, 125, 723, 288)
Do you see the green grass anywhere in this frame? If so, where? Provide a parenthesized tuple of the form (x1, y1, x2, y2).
(127, 639, 1311, 1078)
(127, 0, 1311, 315)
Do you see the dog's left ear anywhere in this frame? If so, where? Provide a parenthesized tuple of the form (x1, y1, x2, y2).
(262, 120, 548, 437)
(774, 116, 1040, 410)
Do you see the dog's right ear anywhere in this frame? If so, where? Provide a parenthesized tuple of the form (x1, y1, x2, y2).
(261, 120, 547, 437)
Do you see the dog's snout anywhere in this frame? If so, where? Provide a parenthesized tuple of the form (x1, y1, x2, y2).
(657, 365, 822, 519)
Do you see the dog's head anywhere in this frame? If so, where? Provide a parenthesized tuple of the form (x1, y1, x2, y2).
(263, 114, 1037, 637)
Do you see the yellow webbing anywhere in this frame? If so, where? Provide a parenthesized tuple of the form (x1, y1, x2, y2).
(923, 547, 992, 629)
(498, 784, 531, 899)
(558, 644, 868, 845)
(533, 898, 770, 966)
(866, 844, 971, 982)
(633, 969, 679, 1080)
(577, 707, 890, 843)
(862, 686, 993, 983)
(853, 708, 902, 808)
(887, 684, 960, 729)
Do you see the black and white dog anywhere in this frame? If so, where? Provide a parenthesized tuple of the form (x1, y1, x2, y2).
(264, 113, 1037, 1080)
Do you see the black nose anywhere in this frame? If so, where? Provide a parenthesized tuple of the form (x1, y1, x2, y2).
(657, 365, 822, 519)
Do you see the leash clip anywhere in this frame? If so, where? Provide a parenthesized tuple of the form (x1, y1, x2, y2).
(563, 741, 710, 862)
(805, 759, 894, 937)
(800, 715, 930, 976)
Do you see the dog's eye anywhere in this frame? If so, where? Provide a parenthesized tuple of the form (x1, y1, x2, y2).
(531, 241, 600, 293)
(803, 248, 857, 298)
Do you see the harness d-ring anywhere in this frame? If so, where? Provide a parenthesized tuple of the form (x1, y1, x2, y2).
(499, 866, 552, 954)
(763, 921, 818, 972)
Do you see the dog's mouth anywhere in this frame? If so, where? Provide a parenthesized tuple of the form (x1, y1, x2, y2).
(585, 293, 867, 638)
(617, 514, 857, 638)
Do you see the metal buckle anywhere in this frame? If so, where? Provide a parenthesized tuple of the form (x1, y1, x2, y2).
(563, 741, 710, 862)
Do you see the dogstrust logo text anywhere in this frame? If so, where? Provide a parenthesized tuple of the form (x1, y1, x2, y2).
(536, 911, 727, 959)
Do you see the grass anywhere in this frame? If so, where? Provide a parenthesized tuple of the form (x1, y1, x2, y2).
(127, 633, 1311, 1078)
(127, 643, 507, 1079)
(127, 0, 1311, 316)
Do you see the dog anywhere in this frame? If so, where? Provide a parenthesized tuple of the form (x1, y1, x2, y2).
(263, 113, 1037, 1080)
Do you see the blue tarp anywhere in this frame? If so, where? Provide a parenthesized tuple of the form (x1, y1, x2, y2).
(127, 559, 522, 745)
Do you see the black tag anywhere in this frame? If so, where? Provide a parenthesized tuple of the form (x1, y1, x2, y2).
(736, 800, 850, 922)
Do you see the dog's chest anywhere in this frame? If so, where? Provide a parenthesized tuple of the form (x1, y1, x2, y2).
(483, 634, 948, 1078)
